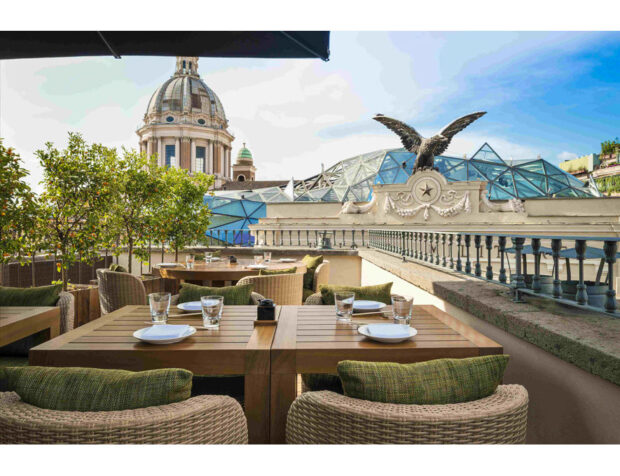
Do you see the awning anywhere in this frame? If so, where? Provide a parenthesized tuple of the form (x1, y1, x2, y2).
(0, 31, 330, 61)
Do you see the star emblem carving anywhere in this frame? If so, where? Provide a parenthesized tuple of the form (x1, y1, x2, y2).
(420, 183, 434, 197)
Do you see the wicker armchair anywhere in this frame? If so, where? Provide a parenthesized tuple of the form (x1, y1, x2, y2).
(237, 273, 303, 305)
(56, 291, 75, 334)
(286, 385, 528, 444)
(96, 269, 148, 314)
(0, 392, 248, 444)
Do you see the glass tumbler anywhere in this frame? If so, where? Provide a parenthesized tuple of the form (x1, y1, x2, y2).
(335, 292, 355, 322)
(185, 254, 195, 269)
(204, 252, 212, 263)
(391, 295, 414, 325)
(149, 292, 171, 324)
(254, 255, 263, 266)
(201, 295, 224, 329)
(263, 251, 272, 263)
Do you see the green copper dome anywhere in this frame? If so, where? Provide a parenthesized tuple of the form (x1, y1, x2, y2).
(236, 143, 253, 164)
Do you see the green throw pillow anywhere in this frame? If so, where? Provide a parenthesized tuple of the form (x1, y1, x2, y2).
(0, 366, 192, 411)
(259, 267, 297, 276)
(0, 284, 62, 307)
(109, 263, 128, 273)
(301, 254, 323, 290)
(319, 282, 392, 305)
(178, 283, 254, 305)
(301, 373, 343, 394)
(337, 355, 510, 405)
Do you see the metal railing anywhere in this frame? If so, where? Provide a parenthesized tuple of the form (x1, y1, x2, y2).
(251, 228, 366, 249)
(367, 230, 619, 317)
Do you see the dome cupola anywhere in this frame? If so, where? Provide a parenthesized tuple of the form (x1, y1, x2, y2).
(236, 143, 254, 165)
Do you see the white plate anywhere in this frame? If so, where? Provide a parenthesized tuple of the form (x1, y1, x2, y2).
(279, 258, 296, 263)
(358, 324, 417, 343)
(177, 301, 201, 312)
(209, 257, 221, 261)
(353, 300, 387, 312)
(134, 325, 196, 345)
(247, 264, 268, 269)
(157, 263, 181, 268)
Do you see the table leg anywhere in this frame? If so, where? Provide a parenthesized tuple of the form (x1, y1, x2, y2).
(48, 320, 60, 340)
(245, 374, 271, 444)
(270, 371, 297, 444)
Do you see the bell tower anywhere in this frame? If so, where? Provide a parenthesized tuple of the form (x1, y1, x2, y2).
(232, 143, 256, 182)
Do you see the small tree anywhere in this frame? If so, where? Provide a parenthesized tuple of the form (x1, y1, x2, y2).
(37, 133, 115, 290)
(154, 167, 214, 261)
(0, 139, 38, 265)
(103, 149, 164, 273)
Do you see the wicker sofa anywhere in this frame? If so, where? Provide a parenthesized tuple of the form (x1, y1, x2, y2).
(0, 392, 248, 444)
(286, 385, 529, 444)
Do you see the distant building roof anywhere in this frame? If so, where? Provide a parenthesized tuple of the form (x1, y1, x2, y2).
(215, 180, 289, 191)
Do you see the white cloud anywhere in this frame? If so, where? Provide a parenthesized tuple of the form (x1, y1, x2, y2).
(557, 151, 578, 161)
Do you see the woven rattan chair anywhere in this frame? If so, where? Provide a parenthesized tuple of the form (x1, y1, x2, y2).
(237, 273, 303, 305)
(97, 268, 149, 314)
(286, 385, 528, 444)
(0, 391, 248, 444)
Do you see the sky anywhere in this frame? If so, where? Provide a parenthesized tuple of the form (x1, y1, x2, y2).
(1, 31, 620, 192)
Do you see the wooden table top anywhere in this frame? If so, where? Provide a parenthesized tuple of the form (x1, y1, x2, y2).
(0, 306, 60, 347)
(157, 259, 306, 281)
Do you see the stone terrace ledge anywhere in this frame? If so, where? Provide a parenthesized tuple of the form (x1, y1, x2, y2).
(358, 249, 620, 387)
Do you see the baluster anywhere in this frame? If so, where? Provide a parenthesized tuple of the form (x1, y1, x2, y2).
(474, 235, 481, 277)
(575, 240, 588, 305)
(423, 233, 428, 261)
(408, 232, 413, 257)
(434, 233, 440, 265)
(412, 232, 417, 259)
(306, 230, 310, 247)
(361, 229, 365, 248)
(351, 230, 357, 249)
(224, 230, 229, 245)
(342, 229, 346, 248)
(531, 238, 541, 293)
(485, 235, 493, 280)
(456, 234, 462, 272)
(603, 240, 617, 313)
(271, 230, 275, 246)
(442, 234, 447, 267)
(279, 230, 283, 247)
(449, 234, 454, 269)
(498, 236, 507, 283)
(402, 231, 407, 256)
(464, 235, 471, 273)
(297, 230, 301, 246)
(512, 237, 526, 292)
(551, 239, 562, 298)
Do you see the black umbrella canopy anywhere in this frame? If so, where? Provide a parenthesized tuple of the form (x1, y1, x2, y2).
(0, 31, 330, 61)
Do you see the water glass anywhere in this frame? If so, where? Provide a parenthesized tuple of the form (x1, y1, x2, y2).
(335, 292, 355, 322)
(201, 295, 224, 329)
(391, 295, 414, 325)
(254, 255, 264, 266)
(205, 252, 213, 263)
(263, 251, 272, 263)
(185, 254, 195, 269)
(149, 292, 171, 324)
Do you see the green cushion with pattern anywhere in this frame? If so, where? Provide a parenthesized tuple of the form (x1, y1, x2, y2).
(302, 288, 315, 301)
(259, 267, 297, 276)
(109, 263, 128, 273)
(301, 254, 323, 290)
(0, 284, 62, 307)
(301, 373, 343, 394)
(0, 366, 192, 411)
(337, 355, 510, 405)
(178, 283, 254, 305)
(319, 282, 392, 305)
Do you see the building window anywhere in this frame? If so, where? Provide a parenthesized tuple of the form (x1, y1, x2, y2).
(237, 174, 246, 182)
(165, 144, 175, 167)
(198, 118, 206, 125)
(166, 116, 174, 122)
(195, 146, 206, 173)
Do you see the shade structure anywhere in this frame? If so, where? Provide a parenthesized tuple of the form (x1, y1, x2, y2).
(0, 31, 330, 61)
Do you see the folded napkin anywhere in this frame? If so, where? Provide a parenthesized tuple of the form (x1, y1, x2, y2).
(248, 264, 267, 269)
(366, 324, 410, 338)
(141, 325, 191, 340)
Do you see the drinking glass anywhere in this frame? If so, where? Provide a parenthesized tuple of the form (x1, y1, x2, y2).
(335, 292, 355, 322)
(391, 295, 414, 325)
(185, 254, 195, 269)
(205, 252, 213, 263)
(263, 251, 272, 263)
(254, 255, 263, 266)
(149, 292, 171, 324)
(201, 295, 224, 329)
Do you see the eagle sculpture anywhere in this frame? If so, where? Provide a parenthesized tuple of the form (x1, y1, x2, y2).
(374, 111, 486, 171)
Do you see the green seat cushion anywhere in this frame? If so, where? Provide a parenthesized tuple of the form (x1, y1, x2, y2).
(0, 284, 62, 307)
(259, 267, 297, 276)
(302, 254, 323, 290)
(301, 373, 343, 394)
(319, 282, 393, 305)
(302, 288, 315, 301)
(178, 283, 254, 305)
(109, 263, 128, 273)
(0, 357, 28, 392)
(337, 355, 510, 405)
(0, 366, 192, 411)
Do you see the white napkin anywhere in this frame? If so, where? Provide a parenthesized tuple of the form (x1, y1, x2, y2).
(141, 325, 191, 340)
(366, 324, 410, 338)
(247, 264, 268, 269)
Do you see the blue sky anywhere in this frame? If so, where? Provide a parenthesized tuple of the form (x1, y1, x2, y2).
(1, 31, 619, 191)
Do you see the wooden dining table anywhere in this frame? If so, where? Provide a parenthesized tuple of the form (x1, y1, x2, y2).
(0, 306, 60, 347)
(157, 259, 306, 284)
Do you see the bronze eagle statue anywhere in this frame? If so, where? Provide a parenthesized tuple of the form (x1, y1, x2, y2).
(373, 111, 486, 171)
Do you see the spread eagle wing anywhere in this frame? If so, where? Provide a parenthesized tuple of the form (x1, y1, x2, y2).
(433, 111, 487, 155)
(373, 114, 423, 153)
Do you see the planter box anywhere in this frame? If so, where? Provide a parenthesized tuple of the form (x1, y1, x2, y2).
(68, 284, 100, 328)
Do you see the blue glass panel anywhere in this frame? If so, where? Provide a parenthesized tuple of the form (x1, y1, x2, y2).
(379, 167, 399, 184)
(543, 161, 572, 177)
(240, 200, 264, 217)
(441, 157, 465, 169)
(211, 201, 246, 216)
(555, 188, 579, 198)
(471, 161, 508, 180)
(434, 157, 452, 175)
(518, 160, 545, 174)
(209, 214, 242, 228)
(393, 169, 410, 184)
(471, 143, 505, 164)
(495, 171, 515, 191)
(210, 197, 233, 208)
(514, 175, 544, 197)
(373, 174, 384, 185)
(489, 184, 513, 199)
(547, 176, 568, 194)
(515, 169, 546, 192)
(565, 173, 587, 188)
(444, 163, 468, 181)
(466, 163, 487, 181)
(321, 188, 340, 201)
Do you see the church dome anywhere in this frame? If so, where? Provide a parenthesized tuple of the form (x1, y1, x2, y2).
(236, 143, 253, 165)
(144, 56, 227, 128)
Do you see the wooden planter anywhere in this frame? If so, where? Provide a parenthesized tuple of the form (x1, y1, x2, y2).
(68, 285, 100, 328)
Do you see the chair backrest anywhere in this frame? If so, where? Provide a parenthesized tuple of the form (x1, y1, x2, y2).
(96, 269, 147, 315)
(313, 260, 330, 292)
(237, 273, 304, 306)
(57, 291, 75, 334)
